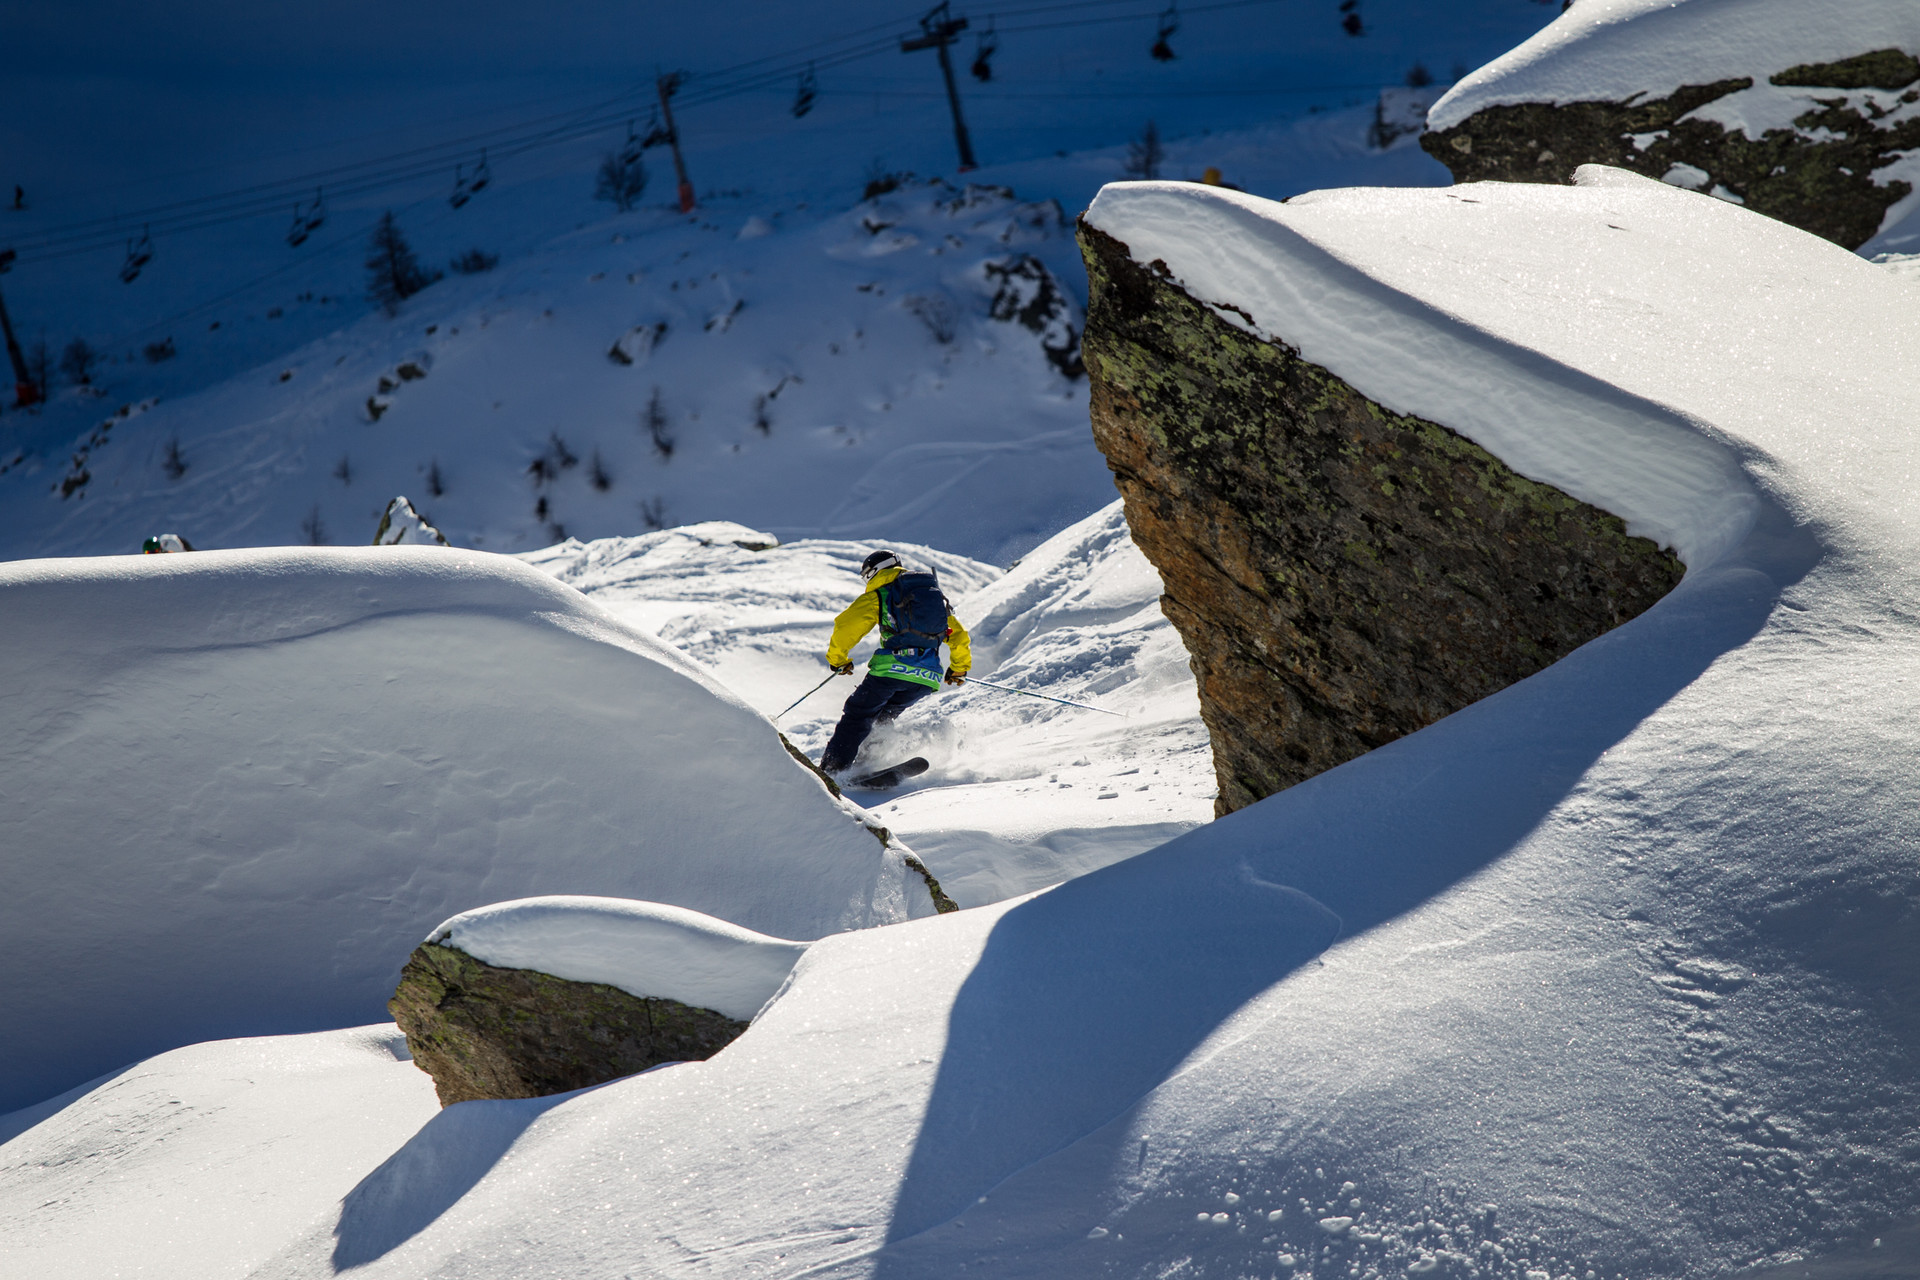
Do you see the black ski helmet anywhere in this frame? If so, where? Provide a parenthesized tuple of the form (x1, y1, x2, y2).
(861, 549, 902, 581)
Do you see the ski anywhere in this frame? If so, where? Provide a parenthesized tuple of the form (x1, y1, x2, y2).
(846, 757, 929, 790)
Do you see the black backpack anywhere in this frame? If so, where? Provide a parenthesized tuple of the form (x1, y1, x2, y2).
(879, 571, 951, 655)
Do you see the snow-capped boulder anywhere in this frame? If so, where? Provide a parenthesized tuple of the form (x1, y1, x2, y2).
(0, 546, 937, 1112)
(1421, 0, 1920, 249)
(371, 495, 447, 545)
(387, 896, 809, 1105)
(1077, 190, 1684, 815)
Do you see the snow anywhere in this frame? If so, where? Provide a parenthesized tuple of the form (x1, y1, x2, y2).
(0, 1026, 437, 1280)
(522, 502, 1215, 909)
(428, 896, 808, 1023)
(10, 3, 1920, 1272)
(215, 171, 1920, 1278)
(1425, 0, 1920, 250)
(0, 544, 933, 1113)
(1086, 174, 1763, 568)
(1429, 0, 1920, 131)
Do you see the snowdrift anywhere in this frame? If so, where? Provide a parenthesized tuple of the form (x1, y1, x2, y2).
(229, 172, 1920, 1279)
(0, 546, 933, 1112)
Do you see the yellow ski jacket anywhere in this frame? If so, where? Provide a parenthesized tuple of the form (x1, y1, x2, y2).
(826, 565, 972, 680)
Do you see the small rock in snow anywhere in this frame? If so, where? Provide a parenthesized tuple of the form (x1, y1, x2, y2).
(1319, 1216, 1354, 1234)
(1224, 1192, 1241, 1205)
(1211, 1212, 1230, 1224)
(1268, 1208, 1285, 1221)
(1086, 1226, 1109, 1239)
(1340, 1181, 1358, 1194)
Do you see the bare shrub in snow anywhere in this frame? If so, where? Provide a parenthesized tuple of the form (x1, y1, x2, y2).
(60, 338, 98, 386)
(1123, 120, 1164, 180)
(904, 294, 958, 344)
(645, 388, 675, 458)
(450, 248, 499, 274)
(142, 337, 176, 363)
(595, 150, 649, 212)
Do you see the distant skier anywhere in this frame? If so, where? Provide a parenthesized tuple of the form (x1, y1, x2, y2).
(141, 533, 194, 553)
(819, 549, 970, 777)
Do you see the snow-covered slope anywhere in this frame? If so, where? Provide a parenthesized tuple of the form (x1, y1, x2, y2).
(523, 503, 1214, 908)
(216, 172, 1920, 1278)
(0, 182, 1101, 567)
(1429, 0, 1920, 129)
(0, 545, 932, 1113)
(0, 1026, 437, 1280)
(1426, 0, 1920, 250)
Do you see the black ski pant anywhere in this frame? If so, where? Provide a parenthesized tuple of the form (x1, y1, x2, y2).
(820, 673, 936, 774)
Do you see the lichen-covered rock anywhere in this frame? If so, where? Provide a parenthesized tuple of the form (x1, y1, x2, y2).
(1422, 49, 1920, 249)
(1077, 220, 1684, 816)
(388, 941, 748, 1105)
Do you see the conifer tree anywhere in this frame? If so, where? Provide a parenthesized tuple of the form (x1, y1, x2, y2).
(365, 211, 440, 315)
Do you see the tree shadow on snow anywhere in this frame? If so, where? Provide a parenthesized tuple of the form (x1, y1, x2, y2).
(877, 508, 1815, 1252)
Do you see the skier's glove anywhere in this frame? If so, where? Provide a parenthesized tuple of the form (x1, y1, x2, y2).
(832, 662, 856, 676)
(944, 668, 966, 686)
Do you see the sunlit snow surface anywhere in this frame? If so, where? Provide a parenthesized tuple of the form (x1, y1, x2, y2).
(0, 544, 934, 1114)
(11, 171, 1920, 1280)
(521, 504, 1216, 908)
(197, 172, 1916, 1279)
(1425, 0, 1920, 253)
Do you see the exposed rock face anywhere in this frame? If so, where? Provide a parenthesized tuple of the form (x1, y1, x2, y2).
(1077, 222, 1684, 816)
(1422, 50, 1920, 249)
(389, 941, 748, 1105)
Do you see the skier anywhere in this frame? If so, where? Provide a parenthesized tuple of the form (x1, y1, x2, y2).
(819, 549, 970, 777)
(141, 533, 194, 553)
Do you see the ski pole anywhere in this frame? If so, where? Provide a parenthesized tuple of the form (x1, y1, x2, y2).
(962, 676, 1127, 718)
(774, 671, 840, 720)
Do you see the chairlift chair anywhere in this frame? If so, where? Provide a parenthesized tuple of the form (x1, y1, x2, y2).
(468, 150, 491, 194)
(449, 163, 471, 209)
(286, 201, 312, 247)
(120, 226, 153, 283)
(619, 123, 645, 168)
(641, 110, 672, 150)
(793, 65, 818, 117)
(303, 188, 327, 236)
(1151, 1, 1179, 60)
(972, 21, 999, 81)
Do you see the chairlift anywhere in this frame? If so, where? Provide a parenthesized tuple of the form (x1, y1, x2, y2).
(619, 123, 645, 168)
(449, 163, 471, 209)
(468, 150, 491, 194)
(793, 64, 818, 117)
(972, 21, 999, 81)
(1151, 1, 1179, 60)
(120, 225, 153, 284)
(286, 187, 327, 247)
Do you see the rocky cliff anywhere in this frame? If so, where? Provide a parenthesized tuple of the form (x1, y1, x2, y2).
(389, 942, 749, 1105)
(1077, 221, 1684, 816)
(1422, 48, 1920, 249)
